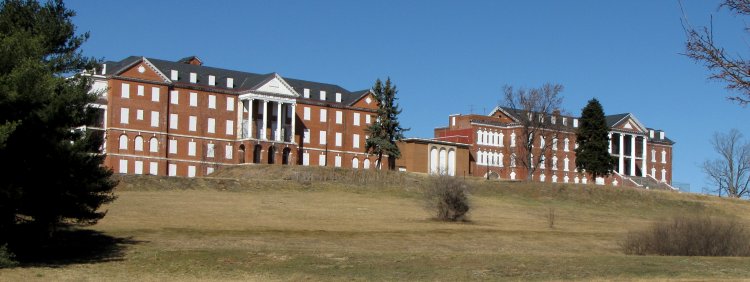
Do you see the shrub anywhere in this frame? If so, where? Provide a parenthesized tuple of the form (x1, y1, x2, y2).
(423, 175, 471, 221)
(0, 244, 17, 268)
(621, 215, 750, 256)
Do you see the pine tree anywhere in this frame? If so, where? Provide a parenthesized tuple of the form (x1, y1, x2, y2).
(575, 98, 616, 178)
(365, 78, 409, 170)
(0, 0, 116, 240)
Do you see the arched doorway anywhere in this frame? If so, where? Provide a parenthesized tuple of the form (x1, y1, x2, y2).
(267, 146, 276, 164)
(253, 144, 262, 164)
(282, 147, 291, 165)
(239, 144, 246, 164)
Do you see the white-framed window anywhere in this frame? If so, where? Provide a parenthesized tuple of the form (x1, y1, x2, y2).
(121, 83, 130, 98)
(334, 155, 342, 167)
(208, 95, 216, 109)
(320, 91, 326, 101)
(189, 72, 197, 83)
(564, 157, 570, 171)
(227, 78, 234, 88)
(564, 138, 570, 152)
(170, 90, 179, 104)
(366, 114, 371, 124)
(226, 120, 234, 135)
(661, 150, 667, 163)
(169, 114, 178, 129)
(318, 154, 326, 166)
(149, 162, 158, 175)
(137, 85, 144, 96)
(189, 92, 197, 107)
(169, 139, 177, 154)
(188, 165, 196, 177)
(151, 87, 160, 102)
(335, 93, 342, 103)
(227, 97, 235, 111)
(207, 167, 215, 175)
(335, 111, 342, 124)
(207, 143, 215, 158)
(353, 134, 360, 148)
(353, 113, 360, 126)
(188, 141, 196, 156)
(120, 108, 129, 124)
(149, 137, 158, 152)
(189, 116, 197, 132)
(134, 136, 143, 151)
(136, 109, 144, 120)
(303, 88, 310, 98)
(170, 70, 178, 81)
(319, 130, 327, 145)
(225, 144, 233, 159)
(119, 159, 128, 173)
(335, 132, 342, 147)
(119, 134, 128, 150)
(302, 152, 310, 166)
(303, 107, 311, 120)
(320, 109, 327, 122)
(151, 111, 159, 127)
(134, 161, 143, 175)
(168, 164, 177, 176)
(651, 149, 656, 162)
(352, 158, 359, 169)
(303, 129, 310, 144)
(207, 118, 215, 133)
(208, 75, 215, 86)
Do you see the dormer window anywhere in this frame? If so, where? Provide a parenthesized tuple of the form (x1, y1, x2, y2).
(304, 88, 310, 98)
(320, 91, 326, 101)
(573, 119, 579, 128)
(659, 131, 665, 140)
(227, 78, 234, 88)
(170, 70, 178, 80)
(190, 72, 197, 83)
(562, 117, 567, 126)
(208, 75, 215, 86)
(335, 93, 342, 103)
(649, 130, 654, 138)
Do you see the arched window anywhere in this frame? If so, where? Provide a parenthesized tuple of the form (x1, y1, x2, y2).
(364, 159, 371, 169)
(476, 130, 482, 145)
(540, 173, 546, 182)
(134, 136, 144, 151)
(352, 157, 359, 169)
(439, 148, 447, 174)
(499, 132, 504, 147)
(564, 157, 570, 171)
(119, 134, 128, 150)
(510, 132, 516, 147)
(499, 153, 504, 167)
(149, 137, 158, 152)
(661, 168, 667, 182)
(564, 138, 570, 152)
(661, 150, 667, 164)
(552, 156, 558, 170)
(430, 147, 438, 174)
(448, 149, 456, 176)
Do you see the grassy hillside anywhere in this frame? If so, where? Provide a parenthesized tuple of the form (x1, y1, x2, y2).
(2, 165, 750, 281)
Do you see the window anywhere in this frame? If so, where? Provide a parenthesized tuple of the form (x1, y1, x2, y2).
(661, 150, 666, 163)
(366, 114, 371, 124)
(226, 120, 234, 135)
(119, 135, 128, 149)
(169, 139, 177, 154)
(320, 109, 327, 122)
(303, 152, 310, 166)
(564, 157, 570, 171)
(170, 70, 178, 80)
(207, 118, 215, 133)
(149, 137, 158, 152)
(169, 114, 178, 129)
(353, 113, 360, 126)
(189, 92, 197, 107)
(207, 167, 214, 175)
(188, 166, 196, 177)
(120, 108, 129, 124)
(335, 93, 341, 102)
(119, 159, 127, 173)
(552, 138, 558, 150)
(651, 149, 656, 162)
(320, 91, 326, 101)
(225, 144, 233, 159)
(121, 83, 130, 98)
(168, 164, 177, 176)
(352, 158, 359, 169)
(188, 141, 196, 156)
(149, 162, 158, 175)
(189, 116, 197, 131)
(170, 90, 179, 104)
(353, 134, 360, 148)
(364, 159, 371, 169)
(134, 136, 144, 151)
(136, 109, 144, 120)
(303, 107, 310, 120)
(319, 130, 327, 145)
(335, 132, 342, 147)
(564, 138, 570, 152)
(303, 129, 310, 143)
(151, 87, 160, 102)
(137, 85, 144, 96)
(189, 72, 197, 83)
(335, 111, 342, 124)
(134, 161, 143, 175)
(151, 111, 159, 127)
(573, 119, 579, 128)
(207, 143, 215, 158)
(227, 97, 235, 111)
(319, 154, 326, 166)
(334, 155, 342, 167)
(227, 78, 234, 88)
(208, 75, 215, 86)
(208, 95, 216, 109)
(510, 132, 516, 147)
(562, 117, 567, 126)
(303, 88, 310, 98)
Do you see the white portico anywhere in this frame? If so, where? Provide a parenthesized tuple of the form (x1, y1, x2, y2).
(236, 73, 298, 143)
(606, 114, 649, 177)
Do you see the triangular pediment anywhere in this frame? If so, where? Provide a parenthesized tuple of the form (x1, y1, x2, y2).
(115, 57, 171, 83)
(253, 74, 299, 97)
(613, 114, 647, 133)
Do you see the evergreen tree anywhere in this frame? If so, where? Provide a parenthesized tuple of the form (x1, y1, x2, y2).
(0, 0, 116, 240)
(575, 98, 616, 178)
(365, 78, 409, 170)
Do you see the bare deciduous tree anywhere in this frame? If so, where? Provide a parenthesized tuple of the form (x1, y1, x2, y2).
(503, 83, 566, 181)
(702, 129, 750, 198)
(682, 0, 750, 106)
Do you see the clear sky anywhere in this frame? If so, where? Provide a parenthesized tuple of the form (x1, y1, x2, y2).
(68, 0, 749, 193)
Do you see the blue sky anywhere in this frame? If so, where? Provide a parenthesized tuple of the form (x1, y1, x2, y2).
(68, 0, 749, 193)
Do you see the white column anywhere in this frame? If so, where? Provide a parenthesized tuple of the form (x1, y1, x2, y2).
(608, 132, 612, 154)
(641, 136, 647, 177)
(630, 134, 636, 176)
(618, 133, 624, 175)
(247, 99, 254, 139)
(276, 102, 282, 141)
(262, 100, 268, 140)
(291, 103, 296, 144)
(236, 99, 243, 139)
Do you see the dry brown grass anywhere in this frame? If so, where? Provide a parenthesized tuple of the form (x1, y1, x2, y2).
(1, 165, 750, 281)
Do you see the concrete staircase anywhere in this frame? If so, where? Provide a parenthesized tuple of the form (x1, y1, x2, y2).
(627, 175, 675, 190)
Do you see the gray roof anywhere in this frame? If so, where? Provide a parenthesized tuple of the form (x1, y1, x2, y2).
(605, 113, 629, 127)
(101, 56, 371, 106)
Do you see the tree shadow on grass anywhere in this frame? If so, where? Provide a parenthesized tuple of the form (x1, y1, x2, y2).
(6, 227, 142, 267)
